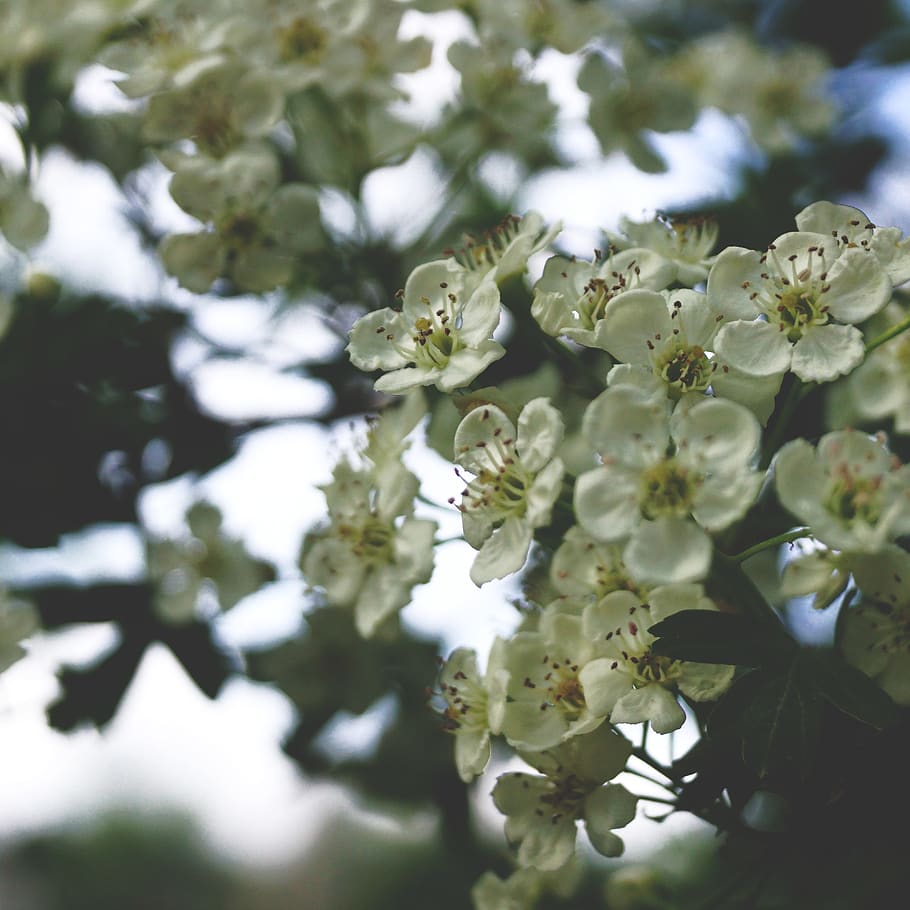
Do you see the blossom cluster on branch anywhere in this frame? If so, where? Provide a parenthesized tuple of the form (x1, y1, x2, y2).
(339, 200, 910, 902)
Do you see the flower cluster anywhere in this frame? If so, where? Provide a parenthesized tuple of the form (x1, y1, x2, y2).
(300, 392, 437, 637)
(341, 199, 910, 895)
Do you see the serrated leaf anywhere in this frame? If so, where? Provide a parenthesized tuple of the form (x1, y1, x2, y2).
(805, 649, 899, 730)
(649, 610, 795, 667)
(740, 658, 822, 780)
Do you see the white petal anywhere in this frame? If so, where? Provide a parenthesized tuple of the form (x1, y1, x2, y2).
(525, 458, 565, 528)
(578, 657, 634, 717)
(599, 290, 672, 364)
(517, 398, 564, 472)
(678, 662, 735, 702)
(823, 246, 891, 324)
(706, 246, 766, 320)
(454, 729, 491, 782)
(584, 784, 637, 857)
(713, 320, 793, 377)
(624, 518, 713, 584)
(789, 324, 864, 383)
(470, 517, 532, 585)
(459, 280, 503, 347)
(574, 467, 641, 541)
(436, 341, 506, 392)
(611, 685, 685, 733)
(582, 386, 670, 466)
(672, 395, 760, 471)
(347, 308, 411, 371)
(454, 404, 515, 473)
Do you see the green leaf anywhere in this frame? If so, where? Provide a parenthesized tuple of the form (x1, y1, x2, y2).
(649, 610, 796, 667)
(740, 658, 822, 780)
(804, 649, 900, 730)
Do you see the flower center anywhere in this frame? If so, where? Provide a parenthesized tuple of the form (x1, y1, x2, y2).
(458, 425, 532, 523)
(442, 669, 488, 734)
(536, 773, 588, 823)
(531, 655, 586, 718)
(277, 16, 328, 62)
(409, 290, 462, 369)
(824, 469, 882, 526)
(654, 342, 715, 394)
(339, 515, 395, 566)
(638, 459, 698, 519)
(577, 262, 642, 328)
(753, 243, 833, 341)
(447, 214, 522, 274)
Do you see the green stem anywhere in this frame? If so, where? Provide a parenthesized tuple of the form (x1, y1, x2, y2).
(865, 312, 910, 354)
(727, 526, 810, 563)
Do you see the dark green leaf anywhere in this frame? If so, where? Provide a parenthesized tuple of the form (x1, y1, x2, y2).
(740, 658, 822, 780)
(805, 649, 900, 730)
(649, 610, 795, 667)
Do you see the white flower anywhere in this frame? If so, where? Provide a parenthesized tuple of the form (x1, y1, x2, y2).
(840, 324, 910, 435)
(148, 501, 274, 624)
(840, 545, 910, 705)
(472, 865, 580, 910)
(347, 259, 505, 394)
(579, 41, 698, 173)
(708, 231, 892, 383)
(453, 398, 564, 585)
(550, 525, 648, 602)
(606, 214, 718, 285)
(780, 547, 850, 610)
(574, 386, 763, 584)
(599, 288, 784, 422)
(446, 212, 561, 285)
(672, 31, 834, 153)
(498, 605, 604, 751)
(143, 58, 286, 157)
(531, 250, 675, 348)
(774, 429, 910, 553)
(160, 145, 323, 292)
(492, 725, 636, 870)
(439, 643, 509, 782)
(301, 397, 437, 636)
(578, 587, 735, 733)
(796, 201, 910, 288)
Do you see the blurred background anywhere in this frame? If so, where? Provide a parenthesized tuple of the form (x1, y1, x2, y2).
(1, 0, 910, 906)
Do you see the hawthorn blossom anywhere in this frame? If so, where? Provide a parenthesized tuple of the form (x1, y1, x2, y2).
(795, 201, 910, 287)
(492, 725, 636, 870)
(148, 501, 275, 624)
(439, 643, 509, 782)
(497, 604, 605, 751)
(606, 213, 718, 284)
(598, 288, 783, 422)
(840, 545, 910, 705)
(578, 587, 735, 733)
(531, 249, 675, 348)
(453, 398, 564, 585)
(301, 395, 436, 636)
(446, 212, 561, 285)
(347, 259, 504, 394)
(550, 525, 647, 602)
(774, 429, 910, 553)
(574, 385, 763, 584)
(708, 230, 892, 383)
